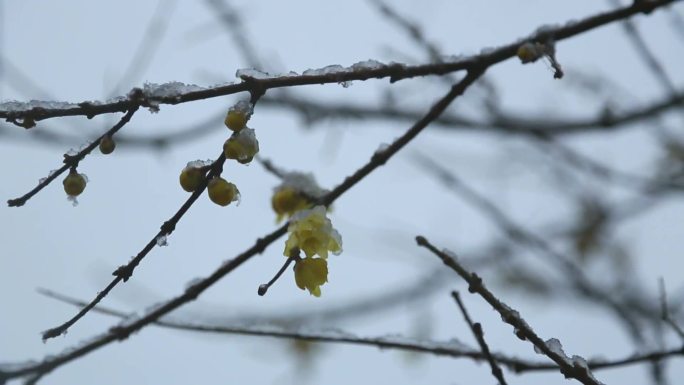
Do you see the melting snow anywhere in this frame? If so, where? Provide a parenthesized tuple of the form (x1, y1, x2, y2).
(277, 171, 327, 198)
(143, 82, 206, 99)
(155, 235, 168, 247)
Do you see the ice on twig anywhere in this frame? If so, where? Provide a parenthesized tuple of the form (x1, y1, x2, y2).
(535, 337, 567, 359)
(155, 235, 168, 247)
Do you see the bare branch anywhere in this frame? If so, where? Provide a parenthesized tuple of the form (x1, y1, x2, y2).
(414, 153, 657, 342)
(659, 278, 684, 339)
(258, 90, 684, 136)
(0, 0, 676, 125)
(7, 107, 139, 207)
(0, 68, 482, 381)
(452, 291, 508, 385)
(34, 288, 684, 375)
(416, 236, 604, 385)
(610, 0, 677, 94)
(39, 150, 225, 341)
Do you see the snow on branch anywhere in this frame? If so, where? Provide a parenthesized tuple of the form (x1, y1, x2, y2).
(0, 0, 676, 127)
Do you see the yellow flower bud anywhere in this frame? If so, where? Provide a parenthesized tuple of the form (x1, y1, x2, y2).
(225, 110, 247, 132)
(224, 101, 253, 132)
(207, 177, 239, 206)
(99, 135, 116, 154)
(223, 128, 259, 164)
(272, 187, 310, 223)
(517, 42, 543, 63)
(179, 166, 204, 192)
(63, 170, 87, 197)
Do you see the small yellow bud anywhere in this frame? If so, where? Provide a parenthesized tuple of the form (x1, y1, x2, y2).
(517, 42, 542, 63)
(207, 177, 239, 206)
(179, 166, 204, 192)
(223, 128, 259, 164)
(224, 101, 253, 131)
(63, 170, 87, 197)
(99, 135, 116, 154)
(224, 110, 248, 132)
(272, 187, 309, 222)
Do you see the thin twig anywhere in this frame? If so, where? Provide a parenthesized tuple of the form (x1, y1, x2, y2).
(257, 91, 683, 136)
(658, 278, 684, 339)
(533, 134, 684, 192)
(39, 150, 226, 341)
(35, 288, 684, 374)
(367, 0, 500, 110)
(204, 0, 263, 69)
(7, 107, 139, 207)
(258, 252, 298, 296)
(610, 0, 677, 94)
(416, 236, 604, 385)
(414, 154, 655, 341)
(107, 0, 177, 97)
(452, 291, 508, 385)
(38, 90, 269, 340)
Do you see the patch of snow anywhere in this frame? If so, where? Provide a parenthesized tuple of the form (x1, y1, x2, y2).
(229, 100, 253, 117)
(351, 59, 385, 71)
(277, 171, 327, 198)
(0, 100, 80, 113)
(186, 159, 214, 169)
(155, 235, 168, 247)
(143, 82, 206, 99)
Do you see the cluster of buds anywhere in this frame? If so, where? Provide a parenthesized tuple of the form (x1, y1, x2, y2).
(223, 101, 259, 164)
(60, 134, 117, 203)
(176, 99, 259, 207)
(178, 159, 240, 207)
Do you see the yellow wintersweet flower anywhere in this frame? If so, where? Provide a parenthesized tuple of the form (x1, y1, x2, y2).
(294, 257, 328, 297)
(272, 187, 310, 223)
(284, 206, 342, 259)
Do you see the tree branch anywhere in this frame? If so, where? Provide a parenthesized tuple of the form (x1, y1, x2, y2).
(0, 0, 676, 125)
(0, 69, 482, 381)
(7, 107, 138, 207)
(33, 288, 684, 375)
(416, 236, 604, 385)
(452, 291, 508, 385)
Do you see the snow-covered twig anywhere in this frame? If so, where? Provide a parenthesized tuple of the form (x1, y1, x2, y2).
(0, 0, 676, 126)
(7, 107, 138, 207)
(416, 236, 605, 385)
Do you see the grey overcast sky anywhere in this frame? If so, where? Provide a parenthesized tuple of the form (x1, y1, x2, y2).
(1, 1, 683, 384)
